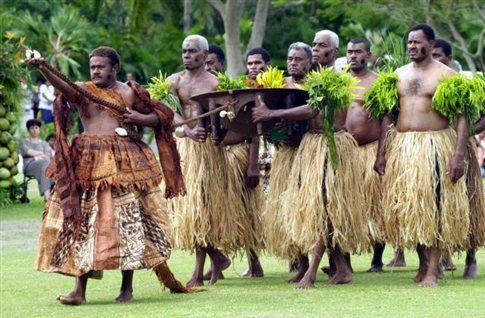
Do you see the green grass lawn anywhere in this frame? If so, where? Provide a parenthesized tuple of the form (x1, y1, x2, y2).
(1, 194, 484, 318)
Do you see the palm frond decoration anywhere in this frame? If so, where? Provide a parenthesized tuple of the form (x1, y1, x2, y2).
(147, 72, 184, 115)
(432, 74, 482, 128)
(364, 72, 399, 119)
(304, 67, 357, 168)
(256, 66, 285, 88)
(470, 73, 485, 116)
(216, 73, 252, 91)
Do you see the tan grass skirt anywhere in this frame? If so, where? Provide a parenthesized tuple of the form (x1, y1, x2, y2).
(36, 186, 171, 277)
(168, 138, 236, 252)
(359, 141, 386, 244)
(224, 143, 265, 253)
(383, 128, 470, 252)
(281, 132, 368, 254)
(263, 145, 302, 259)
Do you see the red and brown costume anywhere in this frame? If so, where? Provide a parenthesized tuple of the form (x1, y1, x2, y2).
(36, 81, 190, 292)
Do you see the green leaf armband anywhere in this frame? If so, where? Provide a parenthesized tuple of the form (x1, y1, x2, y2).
(147, 72, 184, 116)
(363, 72, 399, 119)
(470, 74, 485, 116)
(432, 74, 482, 125)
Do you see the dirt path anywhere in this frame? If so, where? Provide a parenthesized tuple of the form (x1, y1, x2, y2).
(0, 220, 40, 253)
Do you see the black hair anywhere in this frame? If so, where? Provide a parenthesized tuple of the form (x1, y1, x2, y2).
(409, 23, 435, 41)
(208, 44, 225, 63)
(26, 118, 42, 129)
(89, 46, 121, 67)
(349, 38, 371, 52)
(246, 47, 271, 63)
(434, 39, 452, 56)
(46, 133, 55, 141)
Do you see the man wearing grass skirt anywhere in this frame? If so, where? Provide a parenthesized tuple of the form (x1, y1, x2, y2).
(374, 24, 473, 287)
(252, 30, 368, 289)
(432, 38, 484, 279)
(167, 35, 233, 287)
(262, 42, 313, 283)
(343, 38, 387, 273)
(215, 48, 272, 279)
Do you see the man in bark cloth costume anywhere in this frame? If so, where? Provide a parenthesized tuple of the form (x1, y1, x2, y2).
(166, 35, 235, 287)
(373, 24, 482, 287)
(252, 30, 368, 289)
(27, 46, 191, 305)
(262, 42, 312, 283)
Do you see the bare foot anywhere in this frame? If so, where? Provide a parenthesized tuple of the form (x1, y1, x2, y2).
(241, 266, 264, 278)
(114, 290, 133, 303)
(203, 270, 224, 281)
(320, 266, 334, 277)
(286, 267, 307, 283)
(463, 259, 477, 279)
(295, 276, 315, 289)
(289, 260, 299, 273)
(367, 264, 383, 273)
(209, 258, 231, 285)
(386, 250, 406, 267)
(413, 268, 426, 283)
(329, 271, 352, 285)
(419, 274, 438, 288)
(186, 276, 204, 288)
(386, 258, 406, 267)
(56, 292, 86, 305)
(441, 259, 456, 271)
(242, 259, 264, 278)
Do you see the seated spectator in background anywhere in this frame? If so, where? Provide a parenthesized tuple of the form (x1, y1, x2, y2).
(46, 134, 55, 155)
(38, 79, 55, 124)
(20, 119, 54, 201)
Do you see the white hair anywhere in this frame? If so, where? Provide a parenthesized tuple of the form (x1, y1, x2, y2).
(288, 42, 312, 60)
(183, 34, 209, 51)
(314, 30, 339, 48)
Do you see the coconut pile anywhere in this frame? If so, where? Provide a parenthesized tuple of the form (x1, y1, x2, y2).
(0, 104, 19, 189)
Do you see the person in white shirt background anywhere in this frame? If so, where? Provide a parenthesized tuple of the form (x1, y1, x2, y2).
(38, 78, 55, 124)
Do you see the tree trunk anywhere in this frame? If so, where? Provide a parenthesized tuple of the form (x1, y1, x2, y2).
(210, 0, 246, 76)
(209, 0, 270, 76)
(246, 0, 271, 53)
(183, 0, 192, 34)
(447, 21, 478, 72)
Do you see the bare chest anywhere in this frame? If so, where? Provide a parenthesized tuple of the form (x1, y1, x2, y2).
(397, 74, 437, 98)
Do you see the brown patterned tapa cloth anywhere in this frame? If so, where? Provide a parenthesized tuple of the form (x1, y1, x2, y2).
(36, 185, 172, 276)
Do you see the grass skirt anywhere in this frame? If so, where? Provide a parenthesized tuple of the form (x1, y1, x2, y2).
(168, 138, 237, 252)
(465, 139, 485, 249)
(224, 144, 265, 254)
(383, 128, 470, 252)
(263, 145, 302, 259)
(36, 186, 171, 277)
(359, 141, 386, 244)
(281, 132, 368, 254)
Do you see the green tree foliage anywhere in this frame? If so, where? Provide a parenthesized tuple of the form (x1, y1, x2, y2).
(2, 0, 483, 89)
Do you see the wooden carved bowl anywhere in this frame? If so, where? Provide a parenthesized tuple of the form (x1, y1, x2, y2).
(190, 88, 309, 139)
